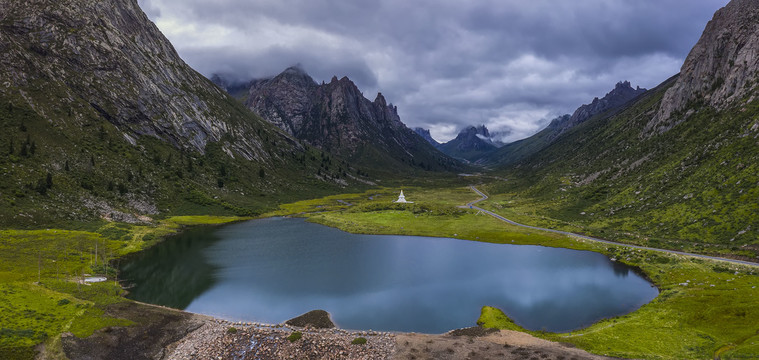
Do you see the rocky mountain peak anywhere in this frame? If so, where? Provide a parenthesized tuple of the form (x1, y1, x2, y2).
(458, 125, 491, 139)
(413, 128, 440, 146)
(555, 81, 646, 136)
(273, 66, 317, 87)
(374, 92, 387, 107)
(649, 0, 759, 134)
(437, 124, 498, 162)
(239, 67, 457, 171)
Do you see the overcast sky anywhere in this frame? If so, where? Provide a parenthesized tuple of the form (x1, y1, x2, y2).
(138, 0, 729, 143)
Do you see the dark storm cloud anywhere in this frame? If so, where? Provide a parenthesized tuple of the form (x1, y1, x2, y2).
(141, 0, 729, 142)
(182, 46, 378, 89)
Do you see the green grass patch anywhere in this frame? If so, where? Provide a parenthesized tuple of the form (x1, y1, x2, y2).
(0, 215, 246, 358)
(287, 331, 302, 342)
(291, 185, 759, 359)
(477, 306, 526, 332)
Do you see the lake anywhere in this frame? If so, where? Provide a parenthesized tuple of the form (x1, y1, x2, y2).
(120, 217, 658, 333)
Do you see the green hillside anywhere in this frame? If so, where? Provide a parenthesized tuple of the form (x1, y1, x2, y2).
(484, 76, 759, 259)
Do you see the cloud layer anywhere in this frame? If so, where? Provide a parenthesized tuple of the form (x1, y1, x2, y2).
(138, 0, 729, 142)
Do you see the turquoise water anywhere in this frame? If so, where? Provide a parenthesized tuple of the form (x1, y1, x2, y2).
(120, 217, 658, 333)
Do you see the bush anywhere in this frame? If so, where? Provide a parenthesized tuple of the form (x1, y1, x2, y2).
(57, 299, 71, 306)
(351, 337, 367, 345)
(287, 331, 302, 342)
(227, 327, 237, 334)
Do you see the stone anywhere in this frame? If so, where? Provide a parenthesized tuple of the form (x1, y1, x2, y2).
(285, 310, 336, 329)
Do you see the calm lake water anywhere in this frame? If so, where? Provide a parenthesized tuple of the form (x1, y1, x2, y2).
(120, 217, 658, 333)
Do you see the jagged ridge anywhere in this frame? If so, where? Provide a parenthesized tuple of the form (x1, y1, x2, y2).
(223, 67, 460, 173)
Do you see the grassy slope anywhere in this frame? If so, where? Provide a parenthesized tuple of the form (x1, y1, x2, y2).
(484, 78, 759, 260)
(0, 85, 381, 228)
(0, 215, 245, 359)
(273, 186, 759, 359)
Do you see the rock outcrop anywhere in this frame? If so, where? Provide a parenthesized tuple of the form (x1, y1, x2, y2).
(650, 0, 759, 134)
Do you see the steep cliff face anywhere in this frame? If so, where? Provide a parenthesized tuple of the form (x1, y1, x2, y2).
(245, 67, 319, 137)
(650, 0, 759, 134)
(0, 0, 294, 162)
(242, 67, 459, 172)
(0, 0, 341, 225)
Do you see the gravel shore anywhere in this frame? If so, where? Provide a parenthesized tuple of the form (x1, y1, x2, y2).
(164, 317, 618, 360)
(166, 318, 395, 360)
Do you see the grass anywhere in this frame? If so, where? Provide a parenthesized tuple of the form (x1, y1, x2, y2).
(287, 331, 302, 342)
(3, 183, 758, 359)
(479, 257, 759, 359)
(0, 215, 245, 359)
(484, 81, 759, 261)
(278, 185, 759, 359)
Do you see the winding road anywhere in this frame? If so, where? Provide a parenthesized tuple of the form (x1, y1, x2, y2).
(463, 185, 759, 268)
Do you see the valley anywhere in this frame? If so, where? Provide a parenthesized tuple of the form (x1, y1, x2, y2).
(1, 0, 758, 359)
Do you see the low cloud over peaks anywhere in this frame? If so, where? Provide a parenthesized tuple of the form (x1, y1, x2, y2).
(141, 0, 729, 142)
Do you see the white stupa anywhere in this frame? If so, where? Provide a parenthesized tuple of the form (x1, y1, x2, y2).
(394, 190, 413, 203)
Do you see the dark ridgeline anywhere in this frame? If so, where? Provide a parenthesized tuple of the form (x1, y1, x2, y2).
(413, 127, 440, 146)
(485, 81, 647, 166)
(213, 67, 461, 173)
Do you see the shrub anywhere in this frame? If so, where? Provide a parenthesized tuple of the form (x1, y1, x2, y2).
(227, 327, 237, 334)
(287, 331, 302, 342)
(351, 337, 367, 345)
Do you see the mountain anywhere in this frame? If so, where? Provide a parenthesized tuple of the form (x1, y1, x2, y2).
(488, 0, 759, 258)
(413, 128, 440, 146)
(210, 74, 251, 101)
(437, 125, 499, 162)
(554, 81, 647, 137)
(485, 81, 646, 166)
(232, 67, 460, 173)
(648, 0, 759, 135)
(0, 0, 350, 226)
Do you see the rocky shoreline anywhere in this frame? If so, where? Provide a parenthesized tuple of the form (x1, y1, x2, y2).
(58, 301, 619, 359)
(162, 315, 618, 360)
(165, 318, 395, 360)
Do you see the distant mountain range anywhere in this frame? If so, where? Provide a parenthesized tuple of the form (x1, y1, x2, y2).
(417, 81, 646, 164)
(415, 125, 504, 163)
(1, 0, 756, 253)
(483, 81, 647, 166)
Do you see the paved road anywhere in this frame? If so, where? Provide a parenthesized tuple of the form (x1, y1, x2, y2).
(463, 185, 759, 268)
